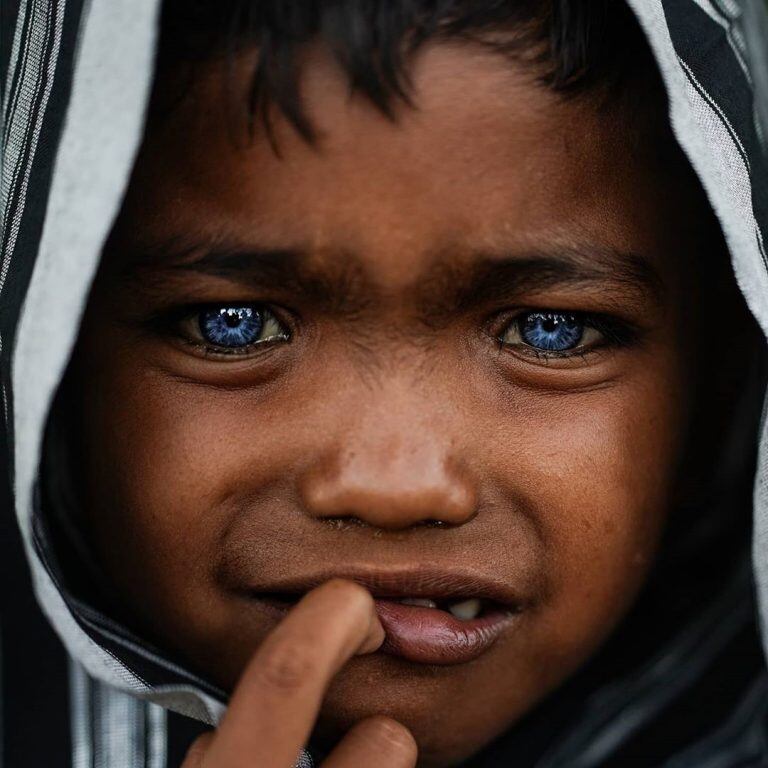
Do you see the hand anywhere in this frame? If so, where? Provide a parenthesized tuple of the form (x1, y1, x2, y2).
(181, 579, 418, 767)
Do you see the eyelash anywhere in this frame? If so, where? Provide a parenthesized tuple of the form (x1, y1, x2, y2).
(492, 310, 638, 360)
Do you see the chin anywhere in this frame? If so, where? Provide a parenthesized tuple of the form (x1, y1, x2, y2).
(312, 653, 524, 767)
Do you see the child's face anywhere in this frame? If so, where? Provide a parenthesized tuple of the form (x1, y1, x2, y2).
(72, 43, 711, 764)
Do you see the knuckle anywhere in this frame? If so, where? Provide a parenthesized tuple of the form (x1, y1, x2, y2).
(363, 716, 418, 759)
(181, 733, 213, 767)
(256, 640, 316, 693)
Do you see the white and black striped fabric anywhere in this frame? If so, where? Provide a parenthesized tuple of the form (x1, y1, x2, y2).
(2, 1, 768, 766)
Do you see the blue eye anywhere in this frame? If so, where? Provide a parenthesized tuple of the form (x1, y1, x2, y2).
(496, 309, 638, 359)
(519, 312, 583, 351)
(498, 310, 604, 354)
(196, 305, 288, 350)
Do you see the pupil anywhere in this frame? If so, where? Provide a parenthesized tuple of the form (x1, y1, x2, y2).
(224, 311, 241, 328)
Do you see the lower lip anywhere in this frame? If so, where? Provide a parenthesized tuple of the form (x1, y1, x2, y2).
(374, 600, 517, 665)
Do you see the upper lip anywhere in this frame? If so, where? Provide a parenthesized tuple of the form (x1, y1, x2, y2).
(246, 567, 525, 608)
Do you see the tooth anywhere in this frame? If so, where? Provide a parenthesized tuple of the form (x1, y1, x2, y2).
(448, 598, 482, 621)
(399, 598, 438, 608)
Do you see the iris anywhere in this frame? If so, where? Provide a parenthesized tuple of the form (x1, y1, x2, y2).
(520, 312, 583, 351)
(199, 307, 263, 348)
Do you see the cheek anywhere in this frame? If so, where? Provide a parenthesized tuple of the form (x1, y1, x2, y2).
(79, 358, 311, 635)
(490, 368, 685, 672)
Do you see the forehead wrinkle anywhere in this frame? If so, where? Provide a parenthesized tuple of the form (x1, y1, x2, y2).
(111, 234, 376, 316)
(106, 229, 662, 325)
(415, 245, 664, 321)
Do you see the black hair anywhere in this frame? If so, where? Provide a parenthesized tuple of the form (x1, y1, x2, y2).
(156, 0, 655, 142)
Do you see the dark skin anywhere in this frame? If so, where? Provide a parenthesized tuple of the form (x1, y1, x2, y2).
(66, 42, 751, 766)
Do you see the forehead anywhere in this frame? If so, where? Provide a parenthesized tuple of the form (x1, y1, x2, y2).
(114, 42, 690, 288)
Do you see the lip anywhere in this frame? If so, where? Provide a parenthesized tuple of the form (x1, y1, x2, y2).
(375, 599, 518, 664)
(243, 567, 525, 665)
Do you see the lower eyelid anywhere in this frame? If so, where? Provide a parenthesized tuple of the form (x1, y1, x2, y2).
(181, 333, 290, 362)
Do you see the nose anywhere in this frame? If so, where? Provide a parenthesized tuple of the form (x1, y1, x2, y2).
(300, 403, 477, 531)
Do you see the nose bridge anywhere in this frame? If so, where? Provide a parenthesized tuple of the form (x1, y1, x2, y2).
(300, 376, 477, 529)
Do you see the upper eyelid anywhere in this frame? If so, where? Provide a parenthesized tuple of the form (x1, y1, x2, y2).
(168, 301, 275, 328)
(179, 303, 289, 346)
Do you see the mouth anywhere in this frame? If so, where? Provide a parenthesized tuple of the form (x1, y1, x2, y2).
(246, 570, 524, 665)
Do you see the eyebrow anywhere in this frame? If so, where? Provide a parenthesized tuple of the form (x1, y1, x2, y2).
(119, 236, 663, 316)
(447, 246, 663, 311)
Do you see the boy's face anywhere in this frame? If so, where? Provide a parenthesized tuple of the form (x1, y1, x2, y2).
(71, 43, 711, 764)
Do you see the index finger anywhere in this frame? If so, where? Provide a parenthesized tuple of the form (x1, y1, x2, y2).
(201, 579, 384, 768)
